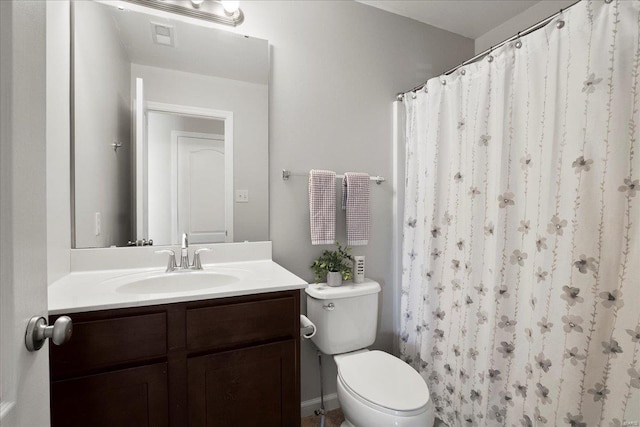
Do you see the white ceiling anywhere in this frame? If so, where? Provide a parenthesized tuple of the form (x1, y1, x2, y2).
(357, 0, 542, 39)
(104, 3, 269, 84)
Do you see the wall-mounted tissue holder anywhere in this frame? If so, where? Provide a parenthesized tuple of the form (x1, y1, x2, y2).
(300, 315, 316, 339)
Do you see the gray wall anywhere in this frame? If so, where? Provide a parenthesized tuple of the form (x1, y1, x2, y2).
(222, 1, 474, 403)
(74, 0, 132, 248)
(45, 0, 474, 406)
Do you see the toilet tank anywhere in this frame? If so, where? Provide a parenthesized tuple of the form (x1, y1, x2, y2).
(305, 279, 381, 355)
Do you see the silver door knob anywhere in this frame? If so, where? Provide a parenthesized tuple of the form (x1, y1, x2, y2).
(25, 315, 73, 352)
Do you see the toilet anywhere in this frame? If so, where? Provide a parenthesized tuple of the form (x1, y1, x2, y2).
(305, 279, 434, 427)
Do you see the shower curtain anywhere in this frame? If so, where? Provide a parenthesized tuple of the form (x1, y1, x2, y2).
(400, 1, 639, 426)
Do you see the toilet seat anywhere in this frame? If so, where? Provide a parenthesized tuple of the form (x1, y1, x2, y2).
(336, 350, 430, 415)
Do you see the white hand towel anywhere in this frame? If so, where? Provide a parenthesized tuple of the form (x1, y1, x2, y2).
(342, 172, 370, 246)
(309, 170, 336, 245)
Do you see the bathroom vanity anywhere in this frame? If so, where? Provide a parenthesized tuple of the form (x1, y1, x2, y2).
(47, 254, 307, 427)
(47, 0, 299, 423)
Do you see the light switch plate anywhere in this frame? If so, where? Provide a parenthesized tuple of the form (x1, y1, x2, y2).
(94, 212, 101, 236)
(235, 189, 249, 203)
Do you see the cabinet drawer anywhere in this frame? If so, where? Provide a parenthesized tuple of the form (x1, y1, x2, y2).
(50, 312, 167, 379)
(186, 296, 296, 351)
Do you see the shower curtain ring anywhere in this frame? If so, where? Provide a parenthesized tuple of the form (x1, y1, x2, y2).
(554, 7, 566, 29)
(515, 32, 522, 49)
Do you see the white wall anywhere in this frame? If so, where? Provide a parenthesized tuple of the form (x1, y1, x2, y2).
(74, 0, 132, 248)
(147, 112, 224, 244)
(475, 0, 575, 53)
(46, 2, 71, 283)
(132, 64, 269, 243)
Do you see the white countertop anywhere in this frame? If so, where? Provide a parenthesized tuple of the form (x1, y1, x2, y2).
(48, 260, 308, 315)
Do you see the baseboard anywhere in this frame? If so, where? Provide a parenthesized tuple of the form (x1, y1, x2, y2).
(300, 393, 340, 418)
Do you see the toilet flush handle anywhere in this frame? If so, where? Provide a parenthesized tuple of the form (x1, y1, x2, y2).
(323, 302, 335, 311)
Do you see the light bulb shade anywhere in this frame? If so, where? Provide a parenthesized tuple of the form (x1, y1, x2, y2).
(220, 0, 239, 14)
(121, 0, 243, 26)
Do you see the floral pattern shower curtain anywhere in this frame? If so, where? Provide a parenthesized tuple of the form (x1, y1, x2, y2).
(400, 1, 640, 426)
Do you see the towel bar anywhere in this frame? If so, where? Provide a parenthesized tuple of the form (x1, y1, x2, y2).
(282, 169, 385, 185)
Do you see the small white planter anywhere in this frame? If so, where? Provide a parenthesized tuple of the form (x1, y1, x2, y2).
(326, 271, 343, 287)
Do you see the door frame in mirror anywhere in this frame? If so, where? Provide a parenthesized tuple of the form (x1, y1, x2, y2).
(144, 101, 234, 244)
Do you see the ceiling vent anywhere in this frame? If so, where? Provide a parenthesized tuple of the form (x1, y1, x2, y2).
(151, 22, 175, 47)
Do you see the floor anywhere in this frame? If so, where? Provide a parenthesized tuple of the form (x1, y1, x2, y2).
(301, 410, 446, 427)
(301, 408, 345, 427)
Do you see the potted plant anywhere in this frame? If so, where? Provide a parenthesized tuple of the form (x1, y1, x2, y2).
(310, 242, 354, 287)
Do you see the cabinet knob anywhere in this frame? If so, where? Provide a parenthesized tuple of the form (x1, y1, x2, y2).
(25, 315, 73, 352)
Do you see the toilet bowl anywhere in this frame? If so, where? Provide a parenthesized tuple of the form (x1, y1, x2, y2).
(334, 350, 434, 427)
(305, 280, 434, 427)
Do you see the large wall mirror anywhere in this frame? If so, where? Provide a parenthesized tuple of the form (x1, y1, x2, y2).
(72, 0, 269, 248)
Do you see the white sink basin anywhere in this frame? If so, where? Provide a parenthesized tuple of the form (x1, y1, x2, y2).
(114, 270, 241, 295)
(48, 257, 310, 315)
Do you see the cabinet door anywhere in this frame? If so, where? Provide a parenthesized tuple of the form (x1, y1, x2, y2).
(51, 363, 168, 427)
(188, 340, 297, 427)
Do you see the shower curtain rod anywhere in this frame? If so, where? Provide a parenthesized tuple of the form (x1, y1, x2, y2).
(398, 0, 582, 98)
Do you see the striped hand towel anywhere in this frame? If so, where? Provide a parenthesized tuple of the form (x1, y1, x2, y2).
(309, 170, 336, 245)
(342, 172, 370, 246)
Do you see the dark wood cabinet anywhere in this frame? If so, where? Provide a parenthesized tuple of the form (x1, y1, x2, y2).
(51, 363, 169, 427)
(49, 291, 300, 427)
(188, 340, 297, 426)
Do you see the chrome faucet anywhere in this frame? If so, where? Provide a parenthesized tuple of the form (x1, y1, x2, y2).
(155, 233, 211, 272)
(192, 248, 211, 270)
(180, 233, 190, 270)
(155, 249, 177, 272)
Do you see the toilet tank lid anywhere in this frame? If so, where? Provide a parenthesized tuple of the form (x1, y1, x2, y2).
(305, 279, 381, 300)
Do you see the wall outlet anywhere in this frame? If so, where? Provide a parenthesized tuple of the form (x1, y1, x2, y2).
(235, 189, 249, 203)
(94, 212, 101, 236)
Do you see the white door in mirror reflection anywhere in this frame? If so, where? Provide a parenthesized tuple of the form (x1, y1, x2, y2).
(176, 133, 230, 244)
(145, 103, 234, 246)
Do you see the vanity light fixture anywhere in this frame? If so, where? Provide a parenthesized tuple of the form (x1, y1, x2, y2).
(220, 0, 239, 15)
(123, 0, 244, 26)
